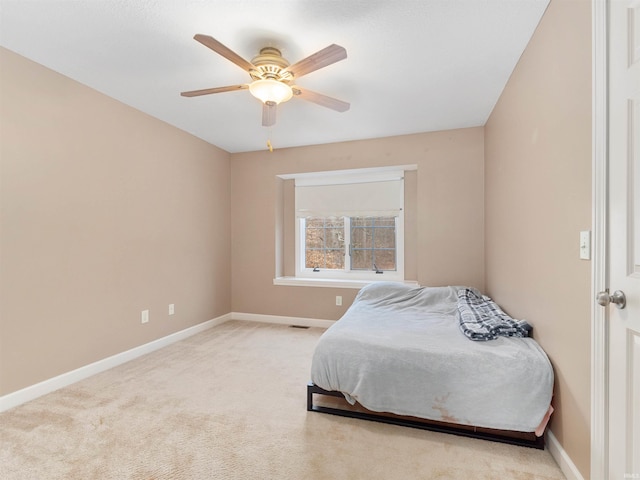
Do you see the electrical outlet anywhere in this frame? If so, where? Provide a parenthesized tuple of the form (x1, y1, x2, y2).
(169, 304, 175, 315)
(141, 309, 149, 324)
(336, 296, 342, 306)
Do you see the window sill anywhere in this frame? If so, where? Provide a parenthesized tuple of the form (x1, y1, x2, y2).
(273, 276, 419, 289)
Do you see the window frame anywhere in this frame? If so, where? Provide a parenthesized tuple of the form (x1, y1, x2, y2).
(295, 213, 405, 282)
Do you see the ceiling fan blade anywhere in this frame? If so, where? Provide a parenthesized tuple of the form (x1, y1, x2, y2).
(193, 34, 256, 73)
(284, 44, 347, 79)
(262, 101, 277, 127)
(180, 84, 249, 97)
(292, 87, 350, 112)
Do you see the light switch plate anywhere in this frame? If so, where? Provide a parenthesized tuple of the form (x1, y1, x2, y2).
(580, 230, 591, 260)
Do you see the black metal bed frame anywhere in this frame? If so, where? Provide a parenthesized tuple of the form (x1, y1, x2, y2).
(307, 382, 545, 450)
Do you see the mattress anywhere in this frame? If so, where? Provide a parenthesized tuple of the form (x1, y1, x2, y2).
(310, 282, 554, 433)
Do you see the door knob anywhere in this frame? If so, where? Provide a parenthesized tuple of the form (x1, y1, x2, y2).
(596, 290, 626, 309)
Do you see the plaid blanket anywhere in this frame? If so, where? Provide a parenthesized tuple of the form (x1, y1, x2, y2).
(457, 288, 532, 341)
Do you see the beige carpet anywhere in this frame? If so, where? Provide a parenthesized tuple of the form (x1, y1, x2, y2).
(0, 321, 566, 479)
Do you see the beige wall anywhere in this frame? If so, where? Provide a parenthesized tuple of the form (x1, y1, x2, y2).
(484, 0, 592, 477)
(0, 48, 232, 396)
(230, 128, 485, 319)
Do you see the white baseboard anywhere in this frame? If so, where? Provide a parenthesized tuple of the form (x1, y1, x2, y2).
(231, 312, 335, 329)
(547, 430, 585, 480)
(0, 313, 232, 413)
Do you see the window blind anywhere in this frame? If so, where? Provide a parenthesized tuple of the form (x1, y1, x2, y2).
(295, 172, 403, 218)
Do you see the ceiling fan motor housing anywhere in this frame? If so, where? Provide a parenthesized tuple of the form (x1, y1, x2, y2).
(249, 47, 293, 82)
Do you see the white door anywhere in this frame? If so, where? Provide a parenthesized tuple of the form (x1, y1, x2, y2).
(606, 1, 640, 478)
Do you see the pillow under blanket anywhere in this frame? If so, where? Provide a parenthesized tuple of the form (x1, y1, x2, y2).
(457, 288, 533, 341)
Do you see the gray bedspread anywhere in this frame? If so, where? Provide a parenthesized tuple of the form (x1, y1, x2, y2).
(310, 282, 554, 433)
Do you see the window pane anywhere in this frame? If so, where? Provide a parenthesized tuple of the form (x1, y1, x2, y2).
(324, 217, 344, 228)
(326, 249, 345, 269)
(305, 229, 324, 249)
(351, 217, 373, 227)
(305, 217, 326, 228)
(373, 227, 395, 249)
(351, 227, 372, 248)
(305, 217, 325, 250)
(374, 250, 396, 270)
(306, 250, 325, 269)
(373, 217, 395, 227)
(351, 249, 372, 270)
(325, 228, 344, 249)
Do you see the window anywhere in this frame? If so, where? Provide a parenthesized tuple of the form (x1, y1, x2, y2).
(302, 216, 398, 273)
(293, 168, 406, 282)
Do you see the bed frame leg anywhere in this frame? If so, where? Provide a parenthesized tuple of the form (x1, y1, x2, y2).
(307, 382, 314, 411)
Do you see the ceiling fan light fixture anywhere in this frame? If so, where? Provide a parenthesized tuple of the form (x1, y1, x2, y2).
(249, 79, 293, 105)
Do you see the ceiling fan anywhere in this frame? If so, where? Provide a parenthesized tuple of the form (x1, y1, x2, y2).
(181, 34, 350, 127)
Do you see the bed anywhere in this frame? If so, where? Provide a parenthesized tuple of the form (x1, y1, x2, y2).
(308, 282, 554, 449)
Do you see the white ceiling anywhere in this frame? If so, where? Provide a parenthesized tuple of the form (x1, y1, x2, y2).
(0, 0, 549, 153)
